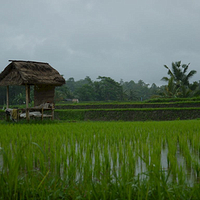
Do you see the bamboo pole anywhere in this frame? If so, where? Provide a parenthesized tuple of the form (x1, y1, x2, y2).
(41, 108, 44, 121)
(51, 109, 54, 120)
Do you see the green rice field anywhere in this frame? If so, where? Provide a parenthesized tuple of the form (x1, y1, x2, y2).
(0, 120, 200, 199)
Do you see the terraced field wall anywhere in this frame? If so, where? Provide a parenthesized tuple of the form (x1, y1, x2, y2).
(1, 101, 200, 121)
(55, 101, 200, 121)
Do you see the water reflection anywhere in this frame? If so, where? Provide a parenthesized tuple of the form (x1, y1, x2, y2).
(0, 142, 199, 185)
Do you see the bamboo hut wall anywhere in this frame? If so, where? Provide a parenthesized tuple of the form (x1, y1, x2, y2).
(0, 86, 6, 105)
(34, 85, 55, 106)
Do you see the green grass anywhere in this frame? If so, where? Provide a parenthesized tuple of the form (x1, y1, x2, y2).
(56, 107, 200, 111)
(145, 97, 200, 103)
(55, 107, 200, 121)
(1, 120, 200, 199)
(56, 100, 200, 106)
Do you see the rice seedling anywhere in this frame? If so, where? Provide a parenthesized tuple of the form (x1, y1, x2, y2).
(0, 120, 200, 199)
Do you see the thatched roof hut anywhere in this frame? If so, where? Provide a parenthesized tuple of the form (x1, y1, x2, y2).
(0, 60, 65, 86)
(0, 60, 65, 120)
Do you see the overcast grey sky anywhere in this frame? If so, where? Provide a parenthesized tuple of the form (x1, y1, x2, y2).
(0, 0, 200, 85)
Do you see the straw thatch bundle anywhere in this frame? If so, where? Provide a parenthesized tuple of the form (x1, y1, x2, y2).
(0, 60, 65, 86)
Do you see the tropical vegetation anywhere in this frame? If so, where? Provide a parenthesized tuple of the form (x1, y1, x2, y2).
(0, 61, 199, 105)
(161, 61, 198, 97)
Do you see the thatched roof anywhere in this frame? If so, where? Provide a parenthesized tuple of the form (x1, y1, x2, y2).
(0, 60, 65, 86)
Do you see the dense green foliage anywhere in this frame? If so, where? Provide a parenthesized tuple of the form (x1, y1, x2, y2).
(0, 121, 200, 199)
(53, 75, 200, 103)
(61, 76, 160, 102)
(161, 61, 199, 98)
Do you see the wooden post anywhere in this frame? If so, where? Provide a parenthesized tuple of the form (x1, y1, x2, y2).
(41, 108, 44, 121)
(25, 85, 30, 121)
(51, 103, 54, 120)
(51, 109, 54, 120)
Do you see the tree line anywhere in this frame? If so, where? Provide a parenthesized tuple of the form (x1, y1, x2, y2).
(53, 61, 200, 102)
(55, 76, 159, 102)
(0, 61, 200, 105)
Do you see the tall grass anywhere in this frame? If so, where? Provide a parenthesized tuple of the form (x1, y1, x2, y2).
(0, 120, 200, 199)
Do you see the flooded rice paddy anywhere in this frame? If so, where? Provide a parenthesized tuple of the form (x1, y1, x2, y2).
(0, 120, 200, 186)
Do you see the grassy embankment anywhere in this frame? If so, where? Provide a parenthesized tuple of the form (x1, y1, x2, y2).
(1, 98, 200, 121)
(54, 99, 200, 121)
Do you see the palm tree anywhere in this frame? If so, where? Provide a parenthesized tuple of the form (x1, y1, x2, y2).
(160, 77, 180, 98)
(161, 61, 197, 97)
